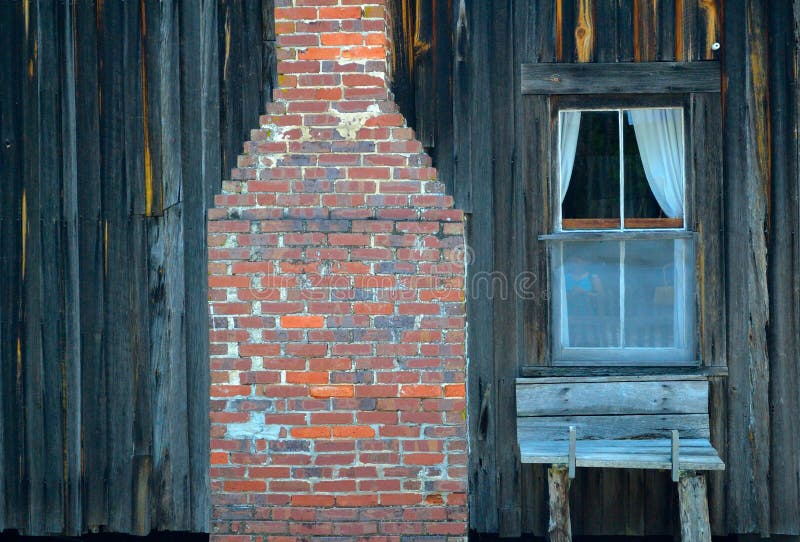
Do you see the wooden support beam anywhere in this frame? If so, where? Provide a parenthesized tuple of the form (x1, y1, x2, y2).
(568, 426, 576, 479)
(548, 466, 572, 542)
(672, 429, 680, 482)
(678, 472, 711, 542)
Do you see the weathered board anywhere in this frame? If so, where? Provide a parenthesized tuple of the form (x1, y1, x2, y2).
(0, 0, 275, 536)
(521, 61, 721, 94)
(390, 0, 800, 536)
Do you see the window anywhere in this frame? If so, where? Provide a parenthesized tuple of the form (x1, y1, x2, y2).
(547, 106, 696, 365)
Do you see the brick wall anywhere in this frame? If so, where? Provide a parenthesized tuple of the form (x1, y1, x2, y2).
(207, 1, 469, 540)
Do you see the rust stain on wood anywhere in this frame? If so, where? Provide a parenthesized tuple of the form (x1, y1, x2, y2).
(140, 0, 154, 217)
(575, 0, 594, 62)
(28, 38, 37, 80)
(699, 0, 718, 59)
(21, 190, 26, 279)
(556, 0, 564, 61)
(748, 14, 771, 232)
(633, 0, 657, 61)
(23, 0, 29, 38)
(675, 0, 684, 60)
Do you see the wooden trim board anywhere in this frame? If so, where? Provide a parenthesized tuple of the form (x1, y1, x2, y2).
(521, 61, 721, 95)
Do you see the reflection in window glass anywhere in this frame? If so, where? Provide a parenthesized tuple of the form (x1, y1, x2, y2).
(552, 238, 694, 362)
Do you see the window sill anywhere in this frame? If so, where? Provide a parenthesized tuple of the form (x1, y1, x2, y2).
(520, 365, 728, 378)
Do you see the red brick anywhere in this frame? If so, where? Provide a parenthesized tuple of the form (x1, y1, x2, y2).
(281, 315, 324, 328)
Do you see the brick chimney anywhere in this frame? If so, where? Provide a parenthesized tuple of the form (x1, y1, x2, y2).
(207, 1, 468, 539)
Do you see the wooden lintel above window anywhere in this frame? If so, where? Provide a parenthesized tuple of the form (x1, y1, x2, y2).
(521, 61, 721, 95)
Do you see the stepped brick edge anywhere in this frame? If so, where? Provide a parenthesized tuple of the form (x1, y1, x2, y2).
(208, 1, 469, 540)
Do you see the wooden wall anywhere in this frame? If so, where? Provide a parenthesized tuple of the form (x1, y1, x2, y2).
(391, 0, 800, 537)
(0, 0, 275, 536)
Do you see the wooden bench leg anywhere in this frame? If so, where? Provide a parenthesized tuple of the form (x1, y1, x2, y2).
(678, 472, 711, 542)
(548, 466, 571, 542)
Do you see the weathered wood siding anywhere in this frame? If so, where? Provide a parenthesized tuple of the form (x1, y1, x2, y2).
(391, 0, 800, 536)
(0, 0, 275, 535)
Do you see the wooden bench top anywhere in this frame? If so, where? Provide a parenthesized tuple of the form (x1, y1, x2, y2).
(516, 375, 724, 474)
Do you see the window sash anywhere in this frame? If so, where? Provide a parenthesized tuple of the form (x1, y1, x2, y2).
(549, 237, 696, 366)
(557, 107, 686, 232)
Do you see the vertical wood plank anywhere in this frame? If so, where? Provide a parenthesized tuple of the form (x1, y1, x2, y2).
(61, 1, 82, 535)
(0, 0, 26, 530)
(22, 0, 44, 532)
(723, 0, 771, 535)
(75, 0, 108, 530)
(594, 1, 618, 62)
(101, 0, 134, 532)
(463, 0, 497, 532)
(633, 0, 658, 61)
(616, 0, 635, 61)
(574, 0, 595, 62)
(492, 0, 520, 535)
(149, 0, 190, 531)
(180, 0, 212, 532)
(767, 1, 800, 533)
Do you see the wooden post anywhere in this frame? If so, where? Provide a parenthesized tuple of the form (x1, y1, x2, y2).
(548, 466, 572, 542)
(678, 472, 712, 542)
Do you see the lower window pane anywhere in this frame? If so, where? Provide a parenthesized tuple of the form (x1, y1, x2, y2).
(559, 242, 620, 348)
(551, 237, 695, 364)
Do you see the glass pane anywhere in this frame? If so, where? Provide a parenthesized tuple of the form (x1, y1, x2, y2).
(556, 241, 620, 348)
(552, 238, 695, 363)
(623, 108, 685, 228)
(561, 111, 620, 225)
(623, 115, 664, 221)
(623, 239, 677, 347)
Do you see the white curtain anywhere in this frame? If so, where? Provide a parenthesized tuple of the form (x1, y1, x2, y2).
(559, 111, 581, 204)
(629, 108, 685, 218)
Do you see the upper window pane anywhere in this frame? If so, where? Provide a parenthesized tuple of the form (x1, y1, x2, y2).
(559, 107, 685, 231)
(561, 111, 620, 226)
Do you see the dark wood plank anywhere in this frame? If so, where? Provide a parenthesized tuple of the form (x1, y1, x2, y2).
(0, 0, 26, 530)
(219, 0, 245, 178)
(413, 0, 434, 147)
(101, 0, 134, 532)
(767, 1, 800, 533)
(180, 0, 211, 533)
(120, 1, 150, 534)
(464, 0, 496, 532)
(492, 0, 520, 535)
(594, 0, 617, 63)
(451, 0, 472, 211)
(616, 0, 635, 61)
(60, 2, 82, 535)
(656, 0, 676, 61)
(427, 0, 455, 192)
(21, 0, 45, 533)
(521, 61, 721, 94)
(722, 0, 771, 535)
(74, 0, 108, 531)
(36, 0, 67, 533)
(147, 1, 190, 531)
(691, 92, 725, 367)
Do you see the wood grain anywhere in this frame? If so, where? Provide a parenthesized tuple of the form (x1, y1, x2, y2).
(517, 380, 708, 416)
(522, 61, 721, 95)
